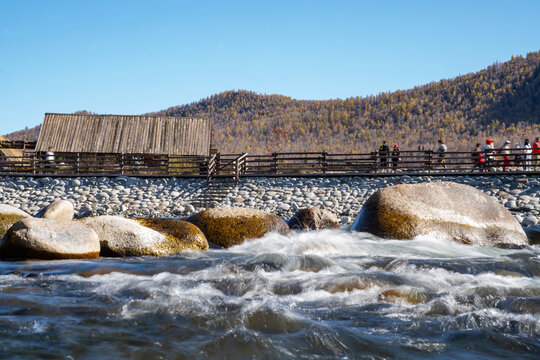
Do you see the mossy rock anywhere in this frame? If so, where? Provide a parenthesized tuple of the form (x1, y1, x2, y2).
(133, 218, 208, 251)
(187, 207, 289, 247)
(351, 181, 528, 247)
(0, 205, 30, 238)
(81, 215, 206, 257)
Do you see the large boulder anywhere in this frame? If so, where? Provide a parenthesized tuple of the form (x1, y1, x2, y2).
(0, 218, 99, 260)
(351, 181, 528, 247)
(133, 218, 208, 251)
(0, 204, 30, 238)
(36, 199, 74, 221)
(187, 207, 290, 247)
(80, 215, 202, 256)
(288, 208, 340, 231)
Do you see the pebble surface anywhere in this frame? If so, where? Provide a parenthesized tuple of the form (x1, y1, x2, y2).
(0, 174, 538, 229)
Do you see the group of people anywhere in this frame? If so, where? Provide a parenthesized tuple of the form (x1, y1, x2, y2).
(377, 139, 448, 170)
(376, 137, 539, 171)
(474, 137, 539, 171)
(378, 141, 401, 168)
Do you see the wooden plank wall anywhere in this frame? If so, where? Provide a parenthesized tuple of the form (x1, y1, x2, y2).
(35, 114, 212, 155)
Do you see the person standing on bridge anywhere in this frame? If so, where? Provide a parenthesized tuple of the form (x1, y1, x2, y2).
(523, 139, 532, 171)
(45, 147, 55, 172)
(379, 141, 390, 169)
(481, 139, 494, 170)
(498, 140, 511, 171)
(533, 137, 540, 170)
(391, 144, 400, 168)
(472, 143, 485, 169)
(437, 139, 447, 169)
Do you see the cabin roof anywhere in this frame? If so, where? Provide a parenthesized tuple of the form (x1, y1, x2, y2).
(35, 113, 212, 155)
(0, 148, 23, 158)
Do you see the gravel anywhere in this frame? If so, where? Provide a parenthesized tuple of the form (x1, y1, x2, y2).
(0, 174, 537, 228)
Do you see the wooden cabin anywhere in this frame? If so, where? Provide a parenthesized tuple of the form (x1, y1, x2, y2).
(35, 113, 212, 156)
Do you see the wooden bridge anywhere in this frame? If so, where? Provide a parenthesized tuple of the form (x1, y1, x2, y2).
(0, 149, 537, 182)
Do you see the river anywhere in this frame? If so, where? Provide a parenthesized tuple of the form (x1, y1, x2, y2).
(1, 230, 539, 359)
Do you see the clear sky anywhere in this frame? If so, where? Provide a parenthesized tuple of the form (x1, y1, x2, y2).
(1, 0, 539, 135)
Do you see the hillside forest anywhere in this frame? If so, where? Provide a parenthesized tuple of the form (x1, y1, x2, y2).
(7, 50, 540, 154)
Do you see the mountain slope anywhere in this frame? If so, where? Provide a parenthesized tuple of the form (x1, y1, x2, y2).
(154, 50, 540, 153)
(6, 50, 540, 153)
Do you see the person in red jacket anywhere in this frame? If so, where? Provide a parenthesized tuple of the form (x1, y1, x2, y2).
(472, 143, 485, 169)
(533, 137, 540, 170)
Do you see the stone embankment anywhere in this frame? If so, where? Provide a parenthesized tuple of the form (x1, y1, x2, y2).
(0, 174, 537, 228)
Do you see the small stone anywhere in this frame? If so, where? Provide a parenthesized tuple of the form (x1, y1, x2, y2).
(278, 203, 291, 211)
(36, 200, 74, 221)
(79, 205, 93, 217)
(522, 216, 537, 226)
(505, 201, 516, 208)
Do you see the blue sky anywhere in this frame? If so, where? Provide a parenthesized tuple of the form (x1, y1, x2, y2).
(1, 0, 539, 135)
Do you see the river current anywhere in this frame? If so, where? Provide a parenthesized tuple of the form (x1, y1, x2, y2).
(1, 230, 539, 359)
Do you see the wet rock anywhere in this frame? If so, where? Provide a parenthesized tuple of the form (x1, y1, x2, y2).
(287, 208, 340, 231)
(0, 218, 99, 260)
(78, 204, 93, 217)
(351, 181, 528, 247)
(133, 217, 208, 251)
(187, 207, 289, 247)
(523, 225, 540, 245)
(36, 199, 74, 221)
(0, 204, 30, 238)
(522, 215, 537, 226)
(81, 215, 184, 257)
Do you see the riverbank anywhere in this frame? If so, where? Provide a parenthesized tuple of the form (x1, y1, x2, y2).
(0, 174, 538, 228)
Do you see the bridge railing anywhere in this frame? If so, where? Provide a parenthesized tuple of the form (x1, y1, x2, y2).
(0, 150, 537, 179)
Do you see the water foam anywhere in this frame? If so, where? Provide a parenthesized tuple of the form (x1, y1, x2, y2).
(1, 229, 539, 358)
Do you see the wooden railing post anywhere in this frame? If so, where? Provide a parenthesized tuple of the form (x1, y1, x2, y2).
(119, 153, 124, 175)
(322, 151, 327, 174)
(31, 153, 36, 175)
(272, 153, 278, 174)
(370, 152, 377, 172)
(424, 150, 433, 172)
(235, 158, 239, 184)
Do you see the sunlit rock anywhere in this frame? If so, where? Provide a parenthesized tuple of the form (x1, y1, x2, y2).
(0, 217, 99, 260)
(81, 215, 202, 256)
(351, 181, 528, 247)
(133, 217, 208, 251)
(36, 199, 74, 221)
(187, 207, 289, 247)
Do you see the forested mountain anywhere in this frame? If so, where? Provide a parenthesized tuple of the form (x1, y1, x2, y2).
(5, 125, 41, 142)
(7, 50, 540, 153)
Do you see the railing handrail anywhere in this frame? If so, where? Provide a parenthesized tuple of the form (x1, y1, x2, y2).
(0, 150, 538, 179)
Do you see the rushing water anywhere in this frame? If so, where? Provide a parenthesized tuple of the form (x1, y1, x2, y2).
(0, 231, 539, 359)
